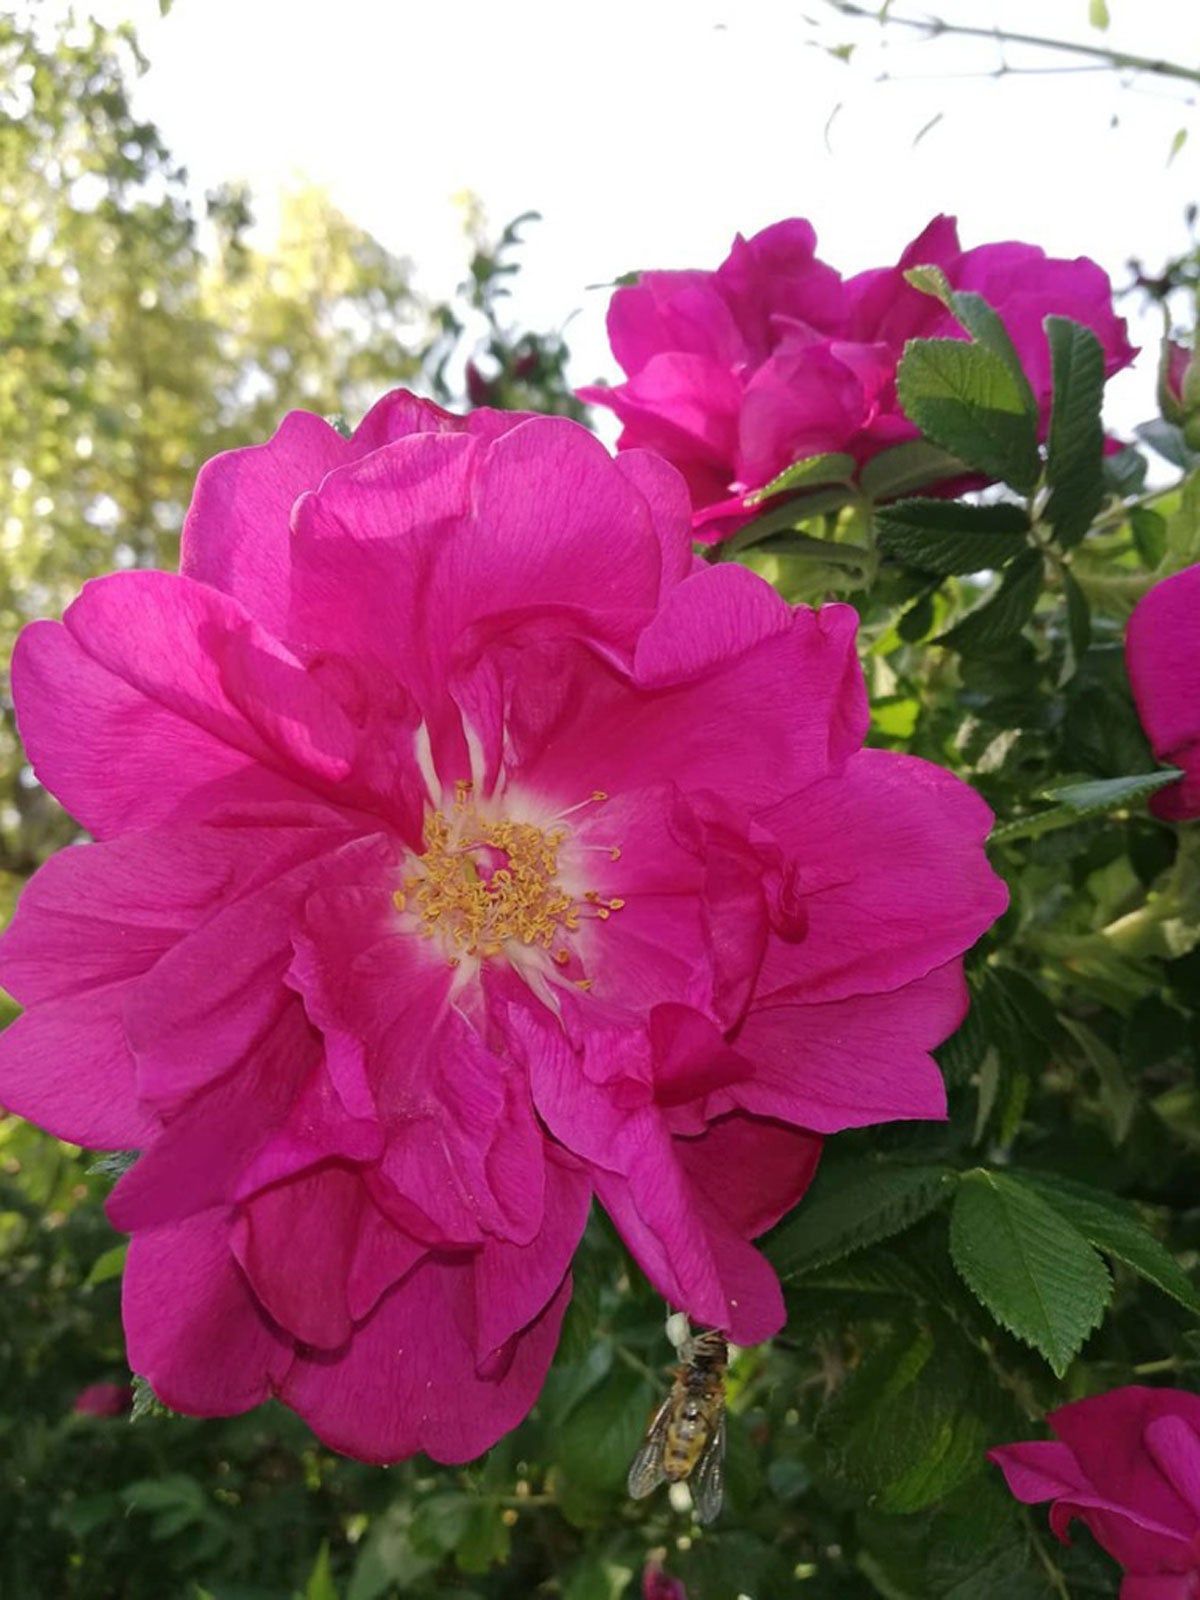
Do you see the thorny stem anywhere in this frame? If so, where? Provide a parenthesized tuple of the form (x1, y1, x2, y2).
(824, 1, 1200, 87)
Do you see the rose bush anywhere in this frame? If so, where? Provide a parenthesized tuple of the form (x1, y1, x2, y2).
(580, 215, 1135, 538)
(0, 390, 1004, 1464)
(991, 1387, 1200, 1598)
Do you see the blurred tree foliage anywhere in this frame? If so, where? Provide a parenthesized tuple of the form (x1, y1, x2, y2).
(0, 7, 577, 909)
(4, 7, 1200, 1600)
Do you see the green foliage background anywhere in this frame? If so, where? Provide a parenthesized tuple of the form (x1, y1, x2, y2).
(3, 8, 1200, 1599)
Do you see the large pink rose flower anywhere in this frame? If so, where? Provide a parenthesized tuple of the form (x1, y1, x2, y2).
(990, 1387, 1200, 1598)
(0, 392, 1005, 1464)
(1126, 564, 1200, 821)
(580, 215, 1135, 540)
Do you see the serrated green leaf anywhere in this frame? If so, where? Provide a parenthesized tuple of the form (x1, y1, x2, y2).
(746, 450, 857, 504)
(876, 497, 1029, 574)
(992, 766, 1185, 844)
(937, 549, 1043, 652)
(897, 338, 1041, 491)
(949, 1170, 1111, 1375)
(1045, 770, 1184, 811)
(1043, 317, 1106, 548)
(767, 1161, 956, 1278)
(949, 293, 1039, 417)
(860, 438, 969, 501)
(85, 1241, 127, 1286)
(1016, 1170, 1200, 1314)
(87, 1150, 139, 1179)
(130, 1373, 175, 1421)
(904, 263, 954, 303)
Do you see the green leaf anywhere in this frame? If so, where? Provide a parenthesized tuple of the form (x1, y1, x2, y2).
(1045, 770, 1184, 811)
(302, 1543, 339, 1600)
(1169, 126, 1189, 165)
(1061, 566, 1092, 682)
(1043, 317, 1106, 548)
(85, 1241, 128, 1286)
(130, 1373, 175, 1421)
(950, 1170, 1111, 1375)
(564, 1555, 636, 1600)
(937, 549, 1043, 652)
(746, 450, 856, 504)
(860, 438, 969, 501)
(87, 1150, 139, 1179)
(992, 767, 1185, 844)
(816, 1326, 999, 1513)
(1089, 0, 1110, 27)
(767, 1160, 957, 1278)
(1058, 1014, 1136, 1143)
(876, 498, 1030, 574)
(897, 338, 1040, 491)
(555, 1362, 654, 1494)
(1130, 505, 1167, 567)
(1016, 1170, 1200, 1314)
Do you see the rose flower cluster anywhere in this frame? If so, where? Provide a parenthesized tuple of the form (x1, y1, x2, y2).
(580, 214, 1135, 539)
(0, 392, 1006, 1462)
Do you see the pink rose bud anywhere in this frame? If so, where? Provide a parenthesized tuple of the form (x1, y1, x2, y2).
(464, 359, 493, 408)
(643, 1563, 689, 1600)
(991, 1386, 1200, 1592)
(73, 1382, 134, 1418)
(1158, 336, 1200, 449)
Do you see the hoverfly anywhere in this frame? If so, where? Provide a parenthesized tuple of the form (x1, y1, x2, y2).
(627, 1327, 728, 1524)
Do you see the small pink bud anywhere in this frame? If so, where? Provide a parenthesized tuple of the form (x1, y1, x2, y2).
(73, 1382, 134, 1418)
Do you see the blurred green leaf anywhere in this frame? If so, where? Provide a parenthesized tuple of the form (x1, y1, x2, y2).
(860, 438, 969, 500)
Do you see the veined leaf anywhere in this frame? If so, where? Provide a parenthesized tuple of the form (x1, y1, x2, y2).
(860, 438, 969, 501)
(1043, 317, 1106, 549)
(746, 450, 857, 504)
(767, 1161, 957, 1278)
(905, 269, 1038, 418)
(949, 1170, 1111, 1375)
(991, 767, 1185, 844)
(876, 497, 1029, 574)
(1015, 1170, 1200, 1315)
(937, 549, 1043, 652)
(898, 339, 1041, 491)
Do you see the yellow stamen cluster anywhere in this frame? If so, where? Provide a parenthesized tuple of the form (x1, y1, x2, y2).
(398, 793, 581, 961)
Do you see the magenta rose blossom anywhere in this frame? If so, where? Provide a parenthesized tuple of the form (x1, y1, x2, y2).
(0, 392, 1005, 1464)
(1126, 564, 1200, 821)
(580, 215, 1135, 540)
(990, 1387, 1200, 1598)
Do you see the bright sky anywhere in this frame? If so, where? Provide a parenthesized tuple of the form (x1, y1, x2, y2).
(88, 1, 1200, 432)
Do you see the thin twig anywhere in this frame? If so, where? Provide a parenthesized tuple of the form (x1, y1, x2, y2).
(824, 1, 1200, 87)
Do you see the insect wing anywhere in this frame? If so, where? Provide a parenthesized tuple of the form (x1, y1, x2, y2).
(690, 1409, 727, 1525)
(627, 1394, 672, 1499)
